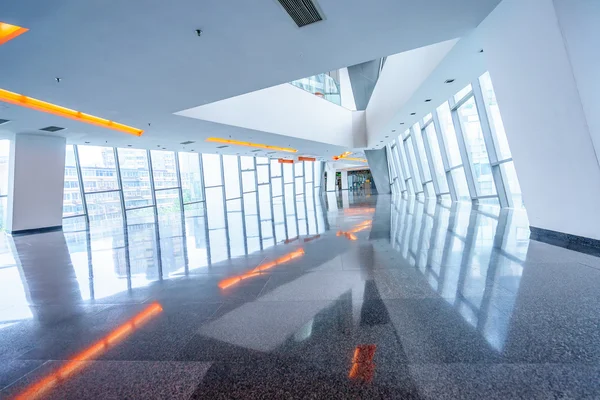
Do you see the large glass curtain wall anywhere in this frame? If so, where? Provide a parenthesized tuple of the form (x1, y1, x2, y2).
(386, 71, 522, 208)
(63, 147, 324, 252)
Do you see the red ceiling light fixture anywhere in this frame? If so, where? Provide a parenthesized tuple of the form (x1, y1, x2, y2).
(298, 156, 316, 162)
(278, 158, 294, 164)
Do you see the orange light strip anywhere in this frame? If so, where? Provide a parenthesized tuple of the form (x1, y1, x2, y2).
(15, 302, 163, 400)
(298, 156, 316, 162)
(218, 248, 305, 289)
(0, 88, 144, 136)
(349, 344, 377, 382)
(333, 151, 367, 163)
(206, 137, 297, 153)
(344, 157, 367, 163)
(0, 22, 28, 46)
(278, 158, 294, 164)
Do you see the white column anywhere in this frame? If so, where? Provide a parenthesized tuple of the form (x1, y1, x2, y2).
(7, 134, 66, 234)
(479, 0, 600, 240)
(325, 163, 336, 192)
(341, 170, 349, 190)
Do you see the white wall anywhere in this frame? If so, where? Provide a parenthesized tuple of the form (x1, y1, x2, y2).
(177, 83, 362, 148)
(365, 39, 458, 147)
(479, 0, 600, 239)
(7, 134, 66, 233)
(552, 0, 600, 166)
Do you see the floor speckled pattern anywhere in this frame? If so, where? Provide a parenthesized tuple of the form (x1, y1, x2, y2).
(0, 192, 599, 399)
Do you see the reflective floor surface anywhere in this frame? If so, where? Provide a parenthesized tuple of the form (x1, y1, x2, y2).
(1, 192, 600, 399)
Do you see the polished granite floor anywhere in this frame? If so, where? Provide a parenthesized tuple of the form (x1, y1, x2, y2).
(1, 192, 599, 399)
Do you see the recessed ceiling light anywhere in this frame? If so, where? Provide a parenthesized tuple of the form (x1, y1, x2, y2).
(385, 136, 389, 138)
(445, 79, 455, 84)
(180, 140, 195, 145)
(479, 49, 484, 53)
(0, 118, 9, 125)
(85, 141, 90, 144)
(400, 122, 405, 125)
(195, 29, 203, 37)
(410, 113, 416, 116)
(391, 130, 395, 133)
(127, 144, 132, 147)
(425, 99, 432, 102)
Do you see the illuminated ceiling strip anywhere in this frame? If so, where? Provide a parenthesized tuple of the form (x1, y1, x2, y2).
(0, 88, 144, 136)
(278, 158, 294, 164)
(218, 248, 305, 289)
(333, 151, 367, 162)
(344, 157, 367, 162)
(0, 22, 28, 46)
(206, 137, 297, 153)
(298, 156, 316, 162)
(15, 303, 163, 400)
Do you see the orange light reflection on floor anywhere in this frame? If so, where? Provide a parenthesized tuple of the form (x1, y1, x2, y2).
(349, 344, 377, 383)
(218, 248, 305, 289)
(14, 302, 163, 400)
(0, 22, 28, 46)
(337, 220, 372, 241)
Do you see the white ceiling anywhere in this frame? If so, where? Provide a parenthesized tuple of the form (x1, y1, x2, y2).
(0, 0, 501, 157)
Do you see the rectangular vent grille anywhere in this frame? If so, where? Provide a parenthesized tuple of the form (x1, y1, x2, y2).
(277, 0, 323, 27)
(216, 145, 229, 149)
(267, 151, 276, 154)
(251, 149, 261, 152)
(180, 140, 195, 145)
(0, 119, 9, 125)
(40, 126, 65, 132)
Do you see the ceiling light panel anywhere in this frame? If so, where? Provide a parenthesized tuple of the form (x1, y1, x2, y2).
(206, 137, 297, 153)
(0, 88, 144, 136)
(0, 22, 28, 46)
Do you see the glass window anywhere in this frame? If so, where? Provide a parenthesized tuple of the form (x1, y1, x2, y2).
(314, 162, 322, 186)
(479, 71, 512, 161)
(257, 165, 269, 184)
(256, 157, 269, 165)
(205, 187, 225, 229)
(294, 162, 303, 177)
(454, 84, 472, 103)
(272, 177, 283, 197)
(178, 152, 203, 203)
(305, 162, 313, 183)
(283, 163, 293, 183)
(202, 154, 222, 187)
(412, 122, 432, 182)
(437, 102, 462, 167)
(270, 159, 282, 177)
(295, 177, 304, 195)
(501, 162, 524, 208)
(117, 148, 153, 209)
(405, 137, 422, 190)
(457, 97, 496, 197)
(86, 191, 122, 222)
(240, 156, 254, 171)
(258, 185, 272, 219)
(451, 166, 471, 202)
(242, 171, 256, 193)
(77, 145, 119, 192)
(424, 124, 449, 194)
(223, 155, 241, 199)
(63, 145, 84, 217)
(398, 139, 411, 181)
(156, 188, 180, 213)
(150, 150, 178, 189)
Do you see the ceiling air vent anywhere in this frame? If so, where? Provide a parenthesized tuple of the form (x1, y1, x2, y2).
(40, 126, 65, 132)
(180, 140, 195, 145)
(216, 145, 229, 149)
(0, 119, 9, 125)
(277, 0, 323, 27)
(251, 149, 261, 152)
